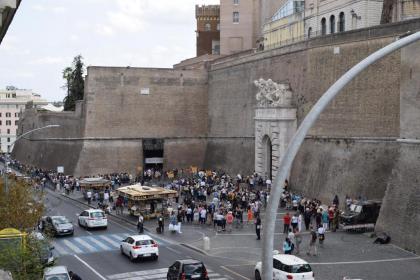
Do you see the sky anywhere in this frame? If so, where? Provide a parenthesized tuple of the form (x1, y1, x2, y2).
(0, 0, 220, 101)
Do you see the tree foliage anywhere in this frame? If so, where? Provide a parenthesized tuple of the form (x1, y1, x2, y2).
(63, 55, 85, 111)
(0, 176, 44, 230)
(0, 235, 47, 280)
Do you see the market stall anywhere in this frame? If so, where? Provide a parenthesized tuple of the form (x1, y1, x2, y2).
(116, 184, 178, 219)
(79, 177, 111, 200)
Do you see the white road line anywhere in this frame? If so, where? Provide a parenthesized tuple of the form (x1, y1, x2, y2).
(310, 256, 420, 265)
(110, 233, 127, 242)
(62, 239, 83, 254)
(108, 268, 168, 279)
(73, 254, 107, 280)
(125, 273, 167, 280)
(73, 237, 97, 252)
(86, 236, 112, 251)
(97, 235, 120, 248)
(221, 266, 251, 280)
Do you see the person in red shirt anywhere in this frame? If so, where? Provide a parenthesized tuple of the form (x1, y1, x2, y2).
(283, 212, 291, 234)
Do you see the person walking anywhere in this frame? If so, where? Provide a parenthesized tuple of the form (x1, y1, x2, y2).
(158, 214, 164, 234)
(255, 214, 262, 240)
(283, 237, 293, 254)
(322, 209, 329, 230)
(283, 212, 291, 234)
(318, 225, 325, 247)
(304, 209, 311, 231)
(247, 207, 254, 225)
(226, 211, 234, 232)
(294, 228, 302, 254)
(86, 190, 92, 205)
(137, 214, 144, 234)
(307, 227, 318, 256)
(291, 213, 299, 230)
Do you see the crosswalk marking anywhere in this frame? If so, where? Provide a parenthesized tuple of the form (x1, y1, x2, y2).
(62, 239, 83, 254)
(97, 235, 120, 248)
(52, 232, 160, 256)
(73, 237, 97, 252)
(87, 236, 113, 251)
(107, 268, 231, 280)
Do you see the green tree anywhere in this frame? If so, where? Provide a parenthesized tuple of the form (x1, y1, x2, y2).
(0, 176, 44, 230)
(63, 55, 85, 111)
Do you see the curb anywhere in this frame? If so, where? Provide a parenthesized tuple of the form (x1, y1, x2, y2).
(180, 243, 209, 255)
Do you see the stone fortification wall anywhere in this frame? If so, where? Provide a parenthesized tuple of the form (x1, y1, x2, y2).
(375, 41, 420, 254)
(204, 19, 420, 174)
(12, 102, 85, 174)
(290, 137, 399, 204)
(73, 66, 209, 176)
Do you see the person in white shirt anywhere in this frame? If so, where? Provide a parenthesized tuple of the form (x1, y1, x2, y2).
(86, 190, 92, 205)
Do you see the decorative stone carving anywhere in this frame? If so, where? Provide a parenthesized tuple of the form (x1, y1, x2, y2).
(254, 78, 292, 107)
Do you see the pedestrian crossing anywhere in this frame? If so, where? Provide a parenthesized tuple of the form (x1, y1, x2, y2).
(107, 267, 231, 280)
(53, 232, 165, 256)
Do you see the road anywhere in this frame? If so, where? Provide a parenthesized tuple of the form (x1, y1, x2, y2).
(44, 189, 241, 280)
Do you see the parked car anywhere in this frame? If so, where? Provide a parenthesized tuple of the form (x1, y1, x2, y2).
(29, 232, 55, 267)
(254, 252, 314, 280)
(41, 216, 74, 236)
(120, 234, 159, 261)
(341, 200, 382, 226)
(167, 259, 209, 280)
(43, 265, 70, 280)
(78, 209, 107, 229)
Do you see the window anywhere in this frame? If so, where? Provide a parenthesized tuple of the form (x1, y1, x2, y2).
(15, 120, 18, 126)
(14, 112, 18, 117)
(233, 12, 239, 23)
(321, 18, 326, 35)
(7, 129, 10, 134)
(7, 138, 10, 143)
(0, 113, 2, 117)
(308, 27, 312, 38)
(0, 121, 2, 125)
(6, 120, 11, 126)
(233, 0, 239, 4)
(339, 12, 345, 32)
(204, 23, 211, 31)
(330, 15, 336, 34)
(5, 112, 11, 118)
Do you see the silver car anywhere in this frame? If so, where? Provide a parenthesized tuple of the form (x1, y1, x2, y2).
(43, 266, 70, 280)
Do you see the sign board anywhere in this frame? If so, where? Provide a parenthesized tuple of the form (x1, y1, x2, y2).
(57, 166, 64, 173)
(145, 157, 163, 164)
(140, 88, 150, 95)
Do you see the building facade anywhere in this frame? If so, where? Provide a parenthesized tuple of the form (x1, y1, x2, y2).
(263, 0, 305, 49)
(196, 5, 220, 56)
(304, 0, 383, 38)
(391, 0, 420, 22)
(0, 88, 48, 153)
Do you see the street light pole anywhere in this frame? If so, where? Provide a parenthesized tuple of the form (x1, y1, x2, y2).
(262, 31, 420, 280)
(3, 124, 60, 193)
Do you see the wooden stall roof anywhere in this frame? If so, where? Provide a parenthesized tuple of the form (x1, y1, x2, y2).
(116, 185, 178, 201)
(79, 177, 111, 187)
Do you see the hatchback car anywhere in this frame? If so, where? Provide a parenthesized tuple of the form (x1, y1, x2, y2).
(78, 209, 107, 229)
(120, 234, 159, 261)
(43, 265, 70, 280)
(41, 216, 74, 236)
(167, 259, 209, 280)
(255, 252, 314, 280)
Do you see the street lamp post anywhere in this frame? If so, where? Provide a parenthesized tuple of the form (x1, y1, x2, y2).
(3, 124, 60, 193)
(262, 31, 420, 280)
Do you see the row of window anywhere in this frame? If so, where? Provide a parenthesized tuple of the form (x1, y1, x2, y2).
(0, 112, 20, 118)
(0, 104, 23, 109)
(0, 129, 16, 134)
(319, 12, 345, 37)
(0, 120, 18, 126)
(204, 22, 220, 31)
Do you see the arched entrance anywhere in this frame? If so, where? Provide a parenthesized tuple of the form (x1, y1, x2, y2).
(262, 135, 272, 180)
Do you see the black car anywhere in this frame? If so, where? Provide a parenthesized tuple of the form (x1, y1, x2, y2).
(341, 200, 382, 226)
(167, 259, 209, 280)
(41, 216, 74, 236)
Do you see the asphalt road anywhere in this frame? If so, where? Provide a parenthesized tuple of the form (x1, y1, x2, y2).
(44, 190, 240, 280)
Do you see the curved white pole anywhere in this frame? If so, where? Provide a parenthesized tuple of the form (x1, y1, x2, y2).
(9, 124, 60, 153)
(262, 31, 420, 280)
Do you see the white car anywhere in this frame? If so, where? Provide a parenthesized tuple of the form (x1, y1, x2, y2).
(255, 252, 314, 280)
(78, 209, 107, 229)
(43, 266, 70, 280)
(120, 234, 159, 261)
